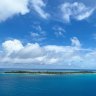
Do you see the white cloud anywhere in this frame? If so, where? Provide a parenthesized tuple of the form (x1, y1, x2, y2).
(1, 37, 96, 69)
(2, 39, 23, 52)
(0, 0, 49, 22)
(30, 25, 46, 42)
(53, 26, 65, 38)
(31, 32, 46, 42)
(0, 1, 95, 22)
(71, 37, 81, 48)
(60, 2, 95, 22)
(0, 0, 29, 21)
(30, 0, 50, 19)
(0, 37, 96, 68)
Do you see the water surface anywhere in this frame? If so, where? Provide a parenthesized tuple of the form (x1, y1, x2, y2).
(0, 74, 96, 96)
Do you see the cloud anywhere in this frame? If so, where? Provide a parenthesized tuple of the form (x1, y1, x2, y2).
(53, 26, 65, 38)
(0, 1, 95, 22)
(0, 0, 49, 22)
(30, 0, 50, 19)
(30, 32, 46, 42)
(2, 39, 24, 55)
(71, 37, 81, 48)
(1, 37, 96, 69)
(0, 0, 29, 22)
(31, 25, 47, 42)
(60, 2, 95, 22)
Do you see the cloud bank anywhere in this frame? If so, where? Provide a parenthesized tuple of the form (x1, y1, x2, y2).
(0, 37, 96, 69)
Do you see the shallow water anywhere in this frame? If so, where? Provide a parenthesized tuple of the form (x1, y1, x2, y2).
(0, 74, 96, 96)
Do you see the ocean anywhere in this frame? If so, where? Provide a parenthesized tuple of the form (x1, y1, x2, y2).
(0, 73, 96, 96)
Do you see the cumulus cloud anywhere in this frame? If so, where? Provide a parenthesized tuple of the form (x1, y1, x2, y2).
(60, 2, 95, 22)
(0, 0, 49, 22)
(2, 39, 23, 53)
(0, 37, 96, 69)
(0, 0, 29, 21)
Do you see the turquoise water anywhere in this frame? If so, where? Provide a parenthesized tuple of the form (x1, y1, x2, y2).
(0, 74, 96, 96)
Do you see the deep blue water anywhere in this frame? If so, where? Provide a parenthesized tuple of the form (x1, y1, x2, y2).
(0, 74, 96, 96)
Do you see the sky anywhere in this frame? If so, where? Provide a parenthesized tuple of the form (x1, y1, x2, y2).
(0, 0, 96, 69)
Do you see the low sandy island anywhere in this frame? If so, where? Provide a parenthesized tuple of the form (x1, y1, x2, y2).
(3, 70, 96, 75)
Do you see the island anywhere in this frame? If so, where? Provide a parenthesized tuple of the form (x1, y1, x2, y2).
(2, 70, 96, 75)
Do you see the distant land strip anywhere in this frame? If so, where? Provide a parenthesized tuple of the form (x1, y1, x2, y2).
(2, 71, 96, 75)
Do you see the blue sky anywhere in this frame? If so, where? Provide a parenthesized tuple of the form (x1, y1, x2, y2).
(0, 0, 96, 69)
